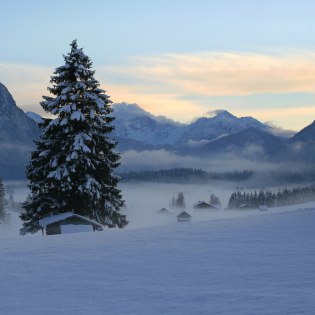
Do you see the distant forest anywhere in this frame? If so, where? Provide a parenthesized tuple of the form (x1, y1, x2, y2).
(119, 168, 253, 183)
(227, 184, 315, 209)
(119, 167, 315, 185)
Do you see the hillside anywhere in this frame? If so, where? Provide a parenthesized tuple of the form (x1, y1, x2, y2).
(1, 206, 315, 314)
(272, 121, 315, 163)
(0, 83, 40, 179)
(196, 127, 285, 160)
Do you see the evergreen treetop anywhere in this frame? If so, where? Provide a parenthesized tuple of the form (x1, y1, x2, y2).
(20, 40, 127, 234)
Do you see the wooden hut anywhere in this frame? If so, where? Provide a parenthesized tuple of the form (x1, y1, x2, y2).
(38, 212, 104, 235)
(177, 211, 192, 222)
(193, 201, 215, 210)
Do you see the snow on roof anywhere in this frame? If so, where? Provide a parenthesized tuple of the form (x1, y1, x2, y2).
(159, 208, 169, 211)
(177, 211, 192, 218)
(193, 201, 211, 207)
(38, 212, 103, 228)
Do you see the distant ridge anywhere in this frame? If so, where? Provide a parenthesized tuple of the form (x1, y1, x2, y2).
(1, 88, 315, 179)
(0, 83, 40, 179)
(272, 120, 315, 163)
(112, 103, 293, 149)
(196, 127, 285, 160)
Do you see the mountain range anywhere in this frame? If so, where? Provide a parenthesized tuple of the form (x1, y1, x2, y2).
(0, 82, 314, 179)
(112, 103, 294, 150)
(110, 103, 315, 165)
(111, 103, 300, 161)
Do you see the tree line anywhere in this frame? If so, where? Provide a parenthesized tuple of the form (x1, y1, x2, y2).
(120, 168, 254, 184)
(227, 184, 315, 209)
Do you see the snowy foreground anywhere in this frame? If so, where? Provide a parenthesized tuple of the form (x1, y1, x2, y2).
(1, 205, 315, 314)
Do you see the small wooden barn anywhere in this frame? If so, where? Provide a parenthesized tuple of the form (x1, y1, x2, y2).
(193, 201, 215, 210)
(177, 211, 192, 222)
(38, 212, 104, 235)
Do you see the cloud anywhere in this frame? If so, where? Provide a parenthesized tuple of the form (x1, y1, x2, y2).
(104, 51, 315, 97)
(264, 121, 295, 138)
(245, 106, 315, 132)
(120, 149, 207, 171)
(241, 144, 265, 157)
(290, 142, 305, 153)
(98, 51, 315, 128)
(187, 139, 213, 148)
(101, 83, 203, 122)
(2, 51, 315, 129)
(0, 62, 51, 115)
(120, 149, 278, 173)
(0, 62, 50, 100)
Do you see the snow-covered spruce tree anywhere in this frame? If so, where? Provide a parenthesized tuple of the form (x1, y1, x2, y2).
(20, 40, 128, 234)
(0, 178, 7, 221)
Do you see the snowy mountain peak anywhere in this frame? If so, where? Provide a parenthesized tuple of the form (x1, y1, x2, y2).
(111, 103, 292, 149)
(113, 103, 150, 120)
(113, 102, 182, 125)
(0, 82, 18, 113)
(206, 109, 236, 120)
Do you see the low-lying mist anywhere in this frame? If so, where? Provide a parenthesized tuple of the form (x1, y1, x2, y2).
(1, 180, 236, 235)
(119, 149, 278, 173)
(119, 181, 236, 229)
(119, 149, 315, 187)
(3, 177, 315, 238)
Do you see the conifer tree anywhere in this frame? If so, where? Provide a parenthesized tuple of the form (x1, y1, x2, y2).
(8, 194, 16, 209)
(227, 192, 236, 209)
(0, 178, 6, 221)
(175, 192, 186, 209)
(20, 40, 128, 234)
(209, 193, 221, 208)
(169, 196, 176, 209)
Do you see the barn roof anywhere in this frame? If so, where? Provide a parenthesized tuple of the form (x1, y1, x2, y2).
(193, 201, 212, 208)
(38, 212, 104, 228)
(177, 211, 192, 218)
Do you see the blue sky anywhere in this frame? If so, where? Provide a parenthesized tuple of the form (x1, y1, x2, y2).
(1, 0, 315, 130)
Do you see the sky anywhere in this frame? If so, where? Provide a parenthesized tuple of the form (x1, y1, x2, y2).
(1, 0, 315, 131)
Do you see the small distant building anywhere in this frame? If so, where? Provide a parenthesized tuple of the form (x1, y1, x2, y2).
(37, 212, 104, 235)
(193, 201, 215, 210)
(177, 211, 192, 222)
(157, 208, 172, 215)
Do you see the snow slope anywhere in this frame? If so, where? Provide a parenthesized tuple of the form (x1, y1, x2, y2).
(0, 83, 41, 179)
(1, 205, 315, 314)
(26, 111, 44, 124)
(113, 103, 184, 146)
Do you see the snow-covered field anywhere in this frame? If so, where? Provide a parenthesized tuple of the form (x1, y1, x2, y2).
(1, 197, 315, 314)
